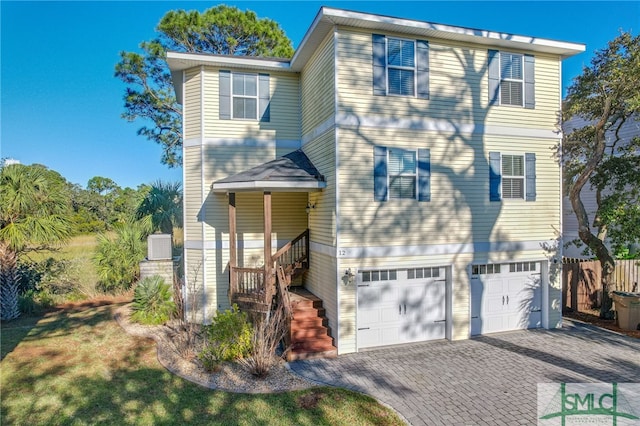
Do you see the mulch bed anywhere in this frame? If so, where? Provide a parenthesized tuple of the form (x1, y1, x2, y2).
(564, 309, 640, 339)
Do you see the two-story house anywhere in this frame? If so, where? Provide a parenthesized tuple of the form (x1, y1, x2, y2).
(167, 7, 584, 358)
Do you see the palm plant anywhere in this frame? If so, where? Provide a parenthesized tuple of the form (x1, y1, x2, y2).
(94, 219, 149, 291)
(0, 164, 72, 320)
(136, 180, 182, 235)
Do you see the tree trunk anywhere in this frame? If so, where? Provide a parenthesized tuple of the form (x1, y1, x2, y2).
(567, 98, 616, 318)
(0, 242, 21, 321)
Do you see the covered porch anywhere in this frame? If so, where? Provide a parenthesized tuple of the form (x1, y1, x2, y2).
(211, 150, 336, 359)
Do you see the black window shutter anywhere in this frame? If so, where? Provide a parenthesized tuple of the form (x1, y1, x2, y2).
(524, 55, 535, 109)
(417, 148, 431, 201)
(372, 34, 386, 96)
(219, 70, 231, 120)
(525, 153, 536, 201)
(374, 146, 388, 201)
(489, 151, 502, 201)
(488, 50, 500, 106)
(416, 40, 430, 100)
(259, 73, 270, 122)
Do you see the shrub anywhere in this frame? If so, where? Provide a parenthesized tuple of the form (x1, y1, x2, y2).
(94, 220, 148, 292)
(199, 305, 252, 371)
(17, 289, 55, 316)
(240, 302, 289, 378)
(130, 276, 176, 325)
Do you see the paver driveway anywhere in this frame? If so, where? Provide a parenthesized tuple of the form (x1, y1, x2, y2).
(290, 320, 640, 425)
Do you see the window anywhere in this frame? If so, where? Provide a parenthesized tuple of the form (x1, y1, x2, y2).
(373, 35, 429, 99)
(387, 38, 415, 96)
(219, 70, 270, 121)
(488, 50, 535, 109)
(508, 262, 538, 273)
(499, 53, 524, 106)
(232, 73, 257, 119)
(472, 264, 502, 275)
(388, 148, 417, 199)
(362, 269, 398, 282)
(408, 267, 441, 279)
(489, 151, 536, 202)
(374, 146, 430, 202)
(501, 154, 525, 199)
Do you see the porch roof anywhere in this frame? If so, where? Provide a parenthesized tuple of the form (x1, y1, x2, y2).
(211, 150, 326, 193)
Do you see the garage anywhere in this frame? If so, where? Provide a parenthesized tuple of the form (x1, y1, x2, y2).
(357, 266, 448, 349)
(470, 262, 542, 335)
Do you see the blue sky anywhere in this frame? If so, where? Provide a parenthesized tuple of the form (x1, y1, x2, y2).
(2, 1, 638, 189)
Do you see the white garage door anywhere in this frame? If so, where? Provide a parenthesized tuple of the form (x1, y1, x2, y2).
(470, 262, 542, 335)
(357, 267, 447, 349)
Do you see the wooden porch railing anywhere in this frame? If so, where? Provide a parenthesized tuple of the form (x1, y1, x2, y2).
(229, 229, 309, 310)
(230, 267, 267, 300)
(271, 229, 309, 273)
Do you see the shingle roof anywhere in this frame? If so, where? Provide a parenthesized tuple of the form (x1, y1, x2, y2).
(211, 150, 325, 192)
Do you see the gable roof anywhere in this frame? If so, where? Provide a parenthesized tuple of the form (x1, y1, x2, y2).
(167, 6, 585, 103)
(211, 149, 326, 192)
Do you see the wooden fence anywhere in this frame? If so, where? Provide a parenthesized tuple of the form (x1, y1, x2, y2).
(563, 259, 640, 312)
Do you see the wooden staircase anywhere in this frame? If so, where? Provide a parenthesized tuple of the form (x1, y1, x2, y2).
(287, 288, 337, 361)
(228, 229, 337, 360)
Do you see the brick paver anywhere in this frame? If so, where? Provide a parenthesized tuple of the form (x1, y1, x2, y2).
(289, 320, 640, 425)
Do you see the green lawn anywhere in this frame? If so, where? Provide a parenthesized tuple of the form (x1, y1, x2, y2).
(0, 301, 404, 425)
(28, 234, 102, 300)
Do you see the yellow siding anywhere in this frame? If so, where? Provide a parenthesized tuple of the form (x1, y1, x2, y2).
(183, 146, 202, 242)
(336, 127, 560, 248)
(302, 130, 336, 246)
(202, 67, 300, 141)
(301, 32, 336, 137)
(336, 28, 561, 131)
(184, 69, 202, 140)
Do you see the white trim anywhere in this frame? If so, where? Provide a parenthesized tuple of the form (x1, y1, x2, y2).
(338, 240, 555, 259)
(230, 72, 259, 120)
(558, 59, 565, 265)
(310, 241, 336, 257)
(313, 7, 585, 59)
(334, 26, 342, 355)
(181, 69, 189, 312)
(336, 113, 561, 140)
(211, 180, 326, 192)
(183, 137, 301, 149)
(167, 51, 291, 71)
(200, 66, 207, 321)
(385, 36, 418, 97)
(185, 238, 294, 251)
(498, 51, 525, 108)
(301, 116, 335, 146)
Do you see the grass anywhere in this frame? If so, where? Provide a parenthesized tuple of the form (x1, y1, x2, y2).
(27, 234, 104, 300)
(0, 300, 404, 425)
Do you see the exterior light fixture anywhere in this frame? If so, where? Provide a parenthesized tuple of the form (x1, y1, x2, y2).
(305, 202, 316, 214)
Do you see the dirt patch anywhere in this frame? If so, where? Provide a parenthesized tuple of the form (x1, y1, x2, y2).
(298, 391, 325, 409)
(56, 295, 132, 310)
(564, 309, 640, 339)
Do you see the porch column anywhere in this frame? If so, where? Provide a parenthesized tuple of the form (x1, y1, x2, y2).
(228, 192, 237, 291)
(264, 191, 272, 282)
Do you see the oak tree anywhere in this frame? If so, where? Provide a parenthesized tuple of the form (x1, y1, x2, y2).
(563, 32, 640, 317)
